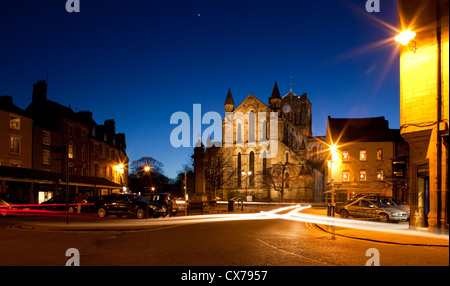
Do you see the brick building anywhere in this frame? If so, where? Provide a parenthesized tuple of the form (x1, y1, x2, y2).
(324, 116, 408, 203)
(0, 81, 128, 204)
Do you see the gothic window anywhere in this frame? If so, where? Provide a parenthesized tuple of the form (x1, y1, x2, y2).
(262, 152, 267, 178)
(237, 153, 242, 187)
(248, 111, 256, 144)
(237, 123, 242, 144)
(249, 151, 255, 186)
(285, 172, 290, 188)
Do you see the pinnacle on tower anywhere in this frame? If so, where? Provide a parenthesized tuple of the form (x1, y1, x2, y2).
(224, 88, 235, 112)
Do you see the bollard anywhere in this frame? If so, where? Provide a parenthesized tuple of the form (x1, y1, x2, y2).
(327, 204, 335, 217)
(228, 200, 234, 212)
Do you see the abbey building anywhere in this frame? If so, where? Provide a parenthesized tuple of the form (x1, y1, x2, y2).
(209, 82, 325, 202)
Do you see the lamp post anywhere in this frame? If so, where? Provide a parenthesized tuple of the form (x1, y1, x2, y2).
(329, 144, 337, 205)
(241, 170, 252, 199)
(118, 164, 125, 192)
(144, 166, 150, 191)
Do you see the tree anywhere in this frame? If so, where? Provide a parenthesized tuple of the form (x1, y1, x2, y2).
(257, 162, 309, 202)
(128, 157, 168, 193)
(204, 146, 235, 200)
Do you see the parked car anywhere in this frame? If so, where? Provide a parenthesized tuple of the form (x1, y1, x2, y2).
(335, 195, 410, 218)
(361, 195, 410, 215)
(337, 199, 409, 222)
(95, 193, 150, 219)
(145, 193, 179, 217)
(40, 195, 77, 212)
(1, 198, 11, 217)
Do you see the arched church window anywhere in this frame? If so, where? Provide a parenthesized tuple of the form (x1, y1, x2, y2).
(237, 152, 242, 187)
(249, 151, 255, 186)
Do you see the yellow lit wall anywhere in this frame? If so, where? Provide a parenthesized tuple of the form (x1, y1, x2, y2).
(398, 0, 449, 230)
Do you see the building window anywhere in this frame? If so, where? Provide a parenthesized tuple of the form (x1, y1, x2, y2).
(377, 170, 384, 181)
(343, 171, 350, 182)
(237, 153, 242, 187)
(342, 150, 350, 162)
(10, 137, 20, 154)
(237, 123, 243, 144)
(285, 172, 290, 188)
(43, 131, 51, 146)
(68, 143, 74, 159)
(359, 150, 367, 161)
(68, 126, 73, 138)
(262, 153, 267, 178)
(249, 151, 255, 186)
(248, 111, 256, 144)
(43, 149, 51, 165)
(286, 152, 289, 163)
(84, 130, 88, 142)
(377, 149, 383, 160)
(10, 115, 21, 130)
(360, 170, 367, 181)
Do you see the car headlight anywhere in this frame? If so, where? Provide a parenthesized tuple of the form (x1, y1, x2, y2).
(392, 212, 401, 216)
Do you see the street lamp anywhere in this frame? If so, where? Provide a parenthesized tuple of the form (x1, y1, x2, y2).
(328, 144, 338, 205)
(241, 170, 252, 199)
(395, 30, 416, 52)
(144, 165, 150, 190)
(395, 30, 416, 45)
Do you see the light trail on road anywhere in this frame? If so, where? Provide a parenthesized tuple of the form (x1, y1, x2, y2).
(260, 205, 449, 241)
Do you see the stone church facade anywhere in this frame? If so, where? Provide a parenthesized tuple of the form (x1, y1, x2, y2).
(212, 82, 325, 202)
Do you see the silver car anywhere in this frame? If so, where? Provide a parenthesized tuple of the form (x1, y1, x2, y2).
(361, 195, 410, 218)
(339, 199, 409, 222)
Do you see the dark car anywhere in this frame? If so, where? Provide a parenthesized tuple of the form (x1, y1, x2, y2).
(40, 195, 77, 212)
(146, 193, 179, 217)
(95, 193, 150, 219)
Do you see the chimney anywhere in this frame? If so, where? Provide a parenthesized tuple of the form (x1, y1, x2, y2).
(0, 95, 13, 105)
(104, 119, 116, 134)
(32, 80, 47, 103)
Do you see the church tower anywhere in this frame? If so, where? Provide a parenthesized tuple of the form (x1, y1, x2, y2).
(269, 82, 282, 114)
(224, 88, 235, 112)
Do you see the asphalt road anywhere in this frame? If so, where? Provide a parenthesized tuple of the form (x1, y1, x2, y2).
(0, 214, 448, 267)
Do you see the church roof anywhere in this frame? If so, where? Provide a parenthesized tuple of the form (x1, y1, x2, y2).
(283, 91, 298, 99)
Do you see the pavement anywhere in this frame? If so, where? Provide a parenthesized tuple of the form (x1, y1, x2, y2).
(10, 203, 449, 247)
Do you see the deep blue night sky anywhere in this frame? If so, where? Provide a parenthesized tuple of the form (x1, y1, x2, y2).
(0, 0, 401, 179)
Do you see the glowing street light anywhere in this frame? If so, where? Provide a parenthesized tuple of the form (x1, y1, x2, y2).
(241, 170, 252, 199)
(395, 30, 416, 46)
